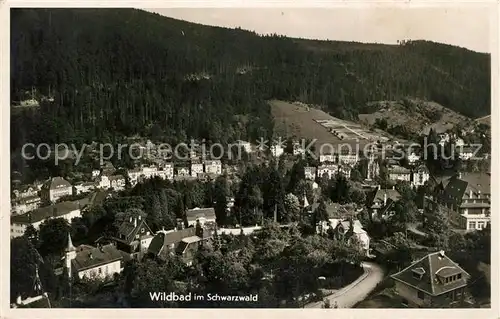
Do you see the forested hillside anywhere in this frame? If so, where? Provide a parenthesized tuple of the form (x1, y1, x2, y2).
(11, 8, 491, 150)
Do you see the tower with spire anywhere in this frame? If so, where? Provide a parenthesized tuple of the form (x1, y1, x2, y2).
(65, 233, 76, 279)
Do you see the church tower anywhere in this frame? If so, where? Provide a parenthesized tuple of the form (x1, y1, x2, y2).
(65, 233, 76, 279)
(367, 152, 380, 180)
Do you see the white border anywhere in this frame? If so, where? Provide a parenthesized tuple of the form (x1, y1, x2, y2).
(0, 1, 498, 319)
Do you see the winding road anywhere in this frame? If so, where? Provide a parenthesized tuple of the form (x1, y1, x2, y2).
(304, 262, 384, 308)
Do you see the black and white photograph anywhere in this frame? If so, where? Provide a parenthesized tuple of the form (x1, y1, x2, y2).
(3, 3, 497, 316)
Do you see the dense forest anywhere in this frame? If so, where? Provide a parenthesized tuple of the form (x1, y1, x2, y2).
(11, 9, 491, 153)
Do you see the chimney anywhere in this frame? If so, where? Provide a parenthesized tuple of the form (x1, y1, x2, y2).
(469, 190, 473, 198)
(458, 172, 462, 179)
(377, 185, 381, 190)
(89, 252, 93, 260)
(384, 193, 387, 206)
(138, 215, 141, 221)
(439, 250, 445, 258)
(134, 217, 137, 228)
(129, 217, 132, 223)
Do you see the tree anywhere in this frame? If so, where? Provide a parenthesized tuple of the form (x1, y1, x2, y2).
(314, 199, 329, 223)
(38, 218, 72, 257)
(23, 224, 39, 248)
(10, 237, 42, 302)
(284, 193, 300, 222)
(214, 176, 230, 226)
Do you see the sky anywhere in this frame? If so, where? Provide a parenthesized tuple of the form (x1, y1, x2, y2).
(148, 7, 491, 53)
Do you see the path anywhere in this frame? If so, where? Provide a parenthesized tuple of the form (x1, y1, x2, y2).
(304, 262, 384, 308)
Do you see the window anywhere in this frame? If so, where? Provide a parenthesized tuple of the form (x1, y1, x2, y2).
(417, 291, 425, 300)
(457, 273, 462, 280)
(98, 267, 102, 274)
(468, 221, 476, 230)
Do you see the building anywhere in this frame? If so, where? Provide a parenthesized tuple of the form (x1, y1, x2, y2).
(111, 215, 154, 260)
(317, 164, 338, 179)
(438, 173, 490, 231)
(12, 185, 38, 199)
(11, 195, 41, 215)
(271, 144, 284, 157)
(292, 142, 306, 156)
(99, 175, 125, 191)
(11, 201, 82, 238)
(388, 165, 411, 182)
(411, 165, 430, 188)
(176, 166, 190, 177)
(236, 140, 253, 154)
(458, 146, 475, 161)
(204, 160, 222, 176)
(11, 265, 51, 308)
(304, 167, 317, 181)
(162, 163, 174, 180)
(176, 222, 213, 266)
(407, 152, 421, 165)
(41, 177, 72, 203)
(63, 234, 124, 280)
(319, 153, 335, 163)
(147, 227, 197, 259)
(331, 219, 370, 255)
(191, 162, 204, 177)
(391, 251, 471, 307)
(338, 150, 359, 166)
(74, 182, 96, 195)
(185, 207, 217, 227)
(366, 186, 402, 220)
(338, 165, 352, 179)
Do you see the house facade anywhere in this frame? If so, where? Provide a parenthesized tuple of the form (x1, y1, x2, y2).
(304, 167, 317, 181)
(391, 251, 471, 307)
(185, 207, 217, 227)
(204, 160, 222, 175)
(11, 195, 41, 215)
(111, 215, 154, 260)
(411, 165, 430, 188)
(366, 186, 402, 220)
(41, 177, 72, 203)
(64, 234, 124, 280)
(332, 219, 370, 255)
(11, 201, 82, 238)
(191, 162, 204, 177)
(317, 164, 339, 179)
(438, 173, 490, 231)
(388, 165, 411, 182)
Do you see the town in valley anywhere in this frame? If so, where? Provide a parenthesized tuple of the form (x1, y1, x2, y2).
(9, 8, 492, 310)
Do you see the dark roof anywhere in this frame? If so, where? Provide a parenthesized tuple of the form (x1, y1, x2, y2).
(175, 236, 202, 254)
(441, 177, 470, 206)
(186, 208, 216, 221)
(391, 251, 470, 296)
(11, 200, 81, 224)
(147, 228, 196, 256)
(115, 218, 152, 244)
(71, 244, 123, 272)
(43, 177, 72, 190)
(366, 189, 401, 208)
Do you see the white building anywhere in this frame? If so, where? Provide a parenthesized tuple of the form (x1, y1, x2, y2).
(191, 162, 204, 177)
(271, 145, 284, 158)
(317, 164, 339, 179)
(74, 182, 96, 195)
(185, 207, 217, 227)
(388, 165, 411, 182)
(11, 201, 82, 238)
(41, 177, 72, 203)
(332, 220, 370, 255)
(11, 195, 41, 215)
(319, 153, 335, 163)
(64, 234, 123, 280)
(204, 160, 222, 176)
(99, 175, 125, 190)
(411, 165, 430, 188)
(304, 167, 317, 181)
(407, 152, 421, 165)
(338, 152, 359, 166)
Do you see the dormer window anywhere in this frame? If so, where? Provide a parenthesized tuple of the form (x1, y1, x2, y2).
(412, 267, 425, 280)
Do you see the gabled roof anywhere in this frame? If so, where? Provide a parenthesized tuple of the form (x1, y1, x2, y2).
(366, 188, 401, 208)
(43, 177, 71, 190)
(337, 220, 366, 234)
(391, 251, 470, 296)
(147, 227, 197, 256)
(71, 244, 123, 272)
(115, 218, 152, 244)
(388, 165, 411, 174)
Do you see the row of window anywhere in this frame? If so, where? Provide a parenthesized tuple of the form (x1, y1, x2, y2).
(468, 221, 488, 230)
(444, 273, 462, 284)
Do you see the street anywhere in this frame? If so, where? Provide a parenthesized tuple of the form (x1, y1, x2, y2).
(304, 262, 384, 308)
